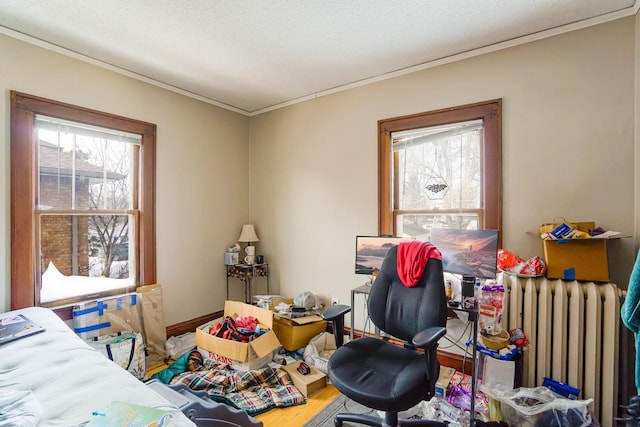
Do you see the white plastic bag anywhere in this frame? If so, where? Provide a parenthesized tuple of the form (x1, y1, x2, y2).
(166, 332, 196, 360)
(480, 386, 599, 427)
(86, 330, 146, 380)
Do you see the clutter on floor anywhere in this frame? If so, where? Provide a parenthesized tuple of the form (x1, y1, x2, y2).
(158, 291, 600, 426)
(166, 332, 196, 360)
(145, 379, 262, 426)
(151, 349, 306, 415)
(149, 296, 334, 418)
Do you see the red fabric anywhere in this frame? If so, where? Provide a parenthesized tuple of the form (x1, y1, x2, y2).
(396, 241, 442, 287)
(235, 316, 258, 331)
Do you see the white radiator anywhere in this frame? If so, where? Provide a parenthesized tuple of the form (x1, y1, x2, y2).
(497, 272, 622, 427)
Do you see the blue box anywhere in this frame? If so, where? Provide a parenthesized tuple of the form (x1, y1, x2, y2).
(542, 377, 580, 399)
(550, 223, 575, 240)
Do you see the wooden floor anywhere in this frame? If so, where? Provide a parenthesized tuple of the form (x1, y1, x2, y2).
(255, 384, 341, 427)
(147, 364, 341, 427)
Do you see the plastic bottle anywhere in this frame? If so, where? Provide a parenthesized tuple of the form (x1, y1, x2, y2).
(445, 279, 453, 300)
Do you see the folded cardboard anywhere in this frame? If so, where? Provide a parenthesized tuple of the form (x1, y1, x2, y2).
(273, 314, 327, 351)
(435, 366, 456, 399)
(196, 301, 281, 363)
(281, 361, 327, 397)
(540, 221, 610, 281)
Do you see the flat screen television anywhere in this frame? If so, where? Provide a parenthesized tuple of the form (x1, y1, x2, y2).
(429, 228, 499, 279)
(355, 236, 414, 275)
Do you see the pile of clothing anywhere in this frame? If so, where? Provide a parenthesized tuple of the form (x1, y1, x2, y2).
(208, 316, 266, 343)
(151, 350, 306, 415)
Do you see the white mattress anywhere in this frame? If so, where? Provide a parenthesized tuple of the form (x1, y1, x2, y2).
(0, 307, 195, 426)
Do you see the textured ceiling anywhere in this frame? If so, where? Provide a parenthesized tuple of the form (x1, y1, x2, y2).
(0, 0, 637, 115)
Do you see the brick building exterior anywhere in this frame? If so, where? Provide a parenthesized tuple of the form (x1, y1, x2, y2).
(39, 141, 115, 277)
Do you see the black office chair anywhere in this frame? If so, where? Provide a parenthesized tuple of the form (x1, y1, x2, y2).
(322, 243, 448, 427)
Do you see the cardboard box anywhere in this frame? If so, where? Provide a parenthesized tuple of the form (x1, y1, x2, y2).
(253, 296, 293, 311)
(435, 366, 456, 399)
(196, 301, 281, 366)
(281, 361, 327, 397)
(199, 346, 274, 372)
(540, 221, 610, 281)
(273, 314, 327, 351)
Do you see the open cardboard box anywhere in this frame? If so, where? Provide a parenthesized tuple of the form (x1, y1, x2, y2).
(540, 221, 611, 281)
(196, 301, 281, 367)
(273, 314, 327, 351)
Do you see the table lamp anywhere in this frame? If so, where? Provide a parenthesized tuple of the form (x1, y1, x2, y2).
(238, 224, 259, 261)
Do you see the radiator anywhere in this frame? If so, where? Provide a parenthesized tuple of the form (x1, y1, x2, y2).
(497, 272, 622, 427)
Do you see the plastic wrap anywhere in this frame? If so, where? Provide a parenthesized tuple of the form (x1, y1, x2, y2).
(480, 386, 599, 427)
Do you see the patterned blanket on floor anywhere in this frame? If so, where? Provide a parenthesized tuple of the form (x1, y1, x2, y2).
(154, 351, 306, 415)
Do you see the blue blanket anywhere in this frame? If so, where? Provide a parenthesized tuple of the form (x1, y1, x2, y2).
(621, 251, 640, 394)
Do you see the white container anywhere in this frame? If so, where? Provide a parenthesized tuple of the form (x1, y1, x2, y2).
(224, 252, 239, 265)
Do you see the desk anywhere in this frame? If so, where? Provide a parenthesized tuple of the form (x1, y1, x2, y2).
(226, 263, 269, 303)
(350, 284, 379, 340)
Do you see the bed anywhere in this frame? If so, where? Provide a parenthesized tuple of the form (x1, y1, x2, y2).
(0, 306, 196, 426)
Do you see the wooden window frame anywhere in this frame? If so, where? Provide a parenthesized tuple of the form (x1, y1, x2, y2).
(378, 99, 502, 239)
(10, 91, 156, 311)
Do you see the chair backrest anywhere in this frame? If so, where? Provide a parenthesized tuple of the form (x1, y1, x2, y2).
(367, 244, 447, 342)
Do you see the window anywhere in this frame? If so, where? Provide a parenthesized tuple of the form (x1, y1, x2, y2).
(378, 99, 501, 240)
(11, 91, 156, 309)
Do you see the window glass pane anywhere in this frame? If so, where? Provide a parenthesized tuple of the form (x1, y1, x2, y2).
(37, 116, 138, 210)
(393, 123, 481, 211)
(39, 214, 135, 304)
(396, 213, 479, 240)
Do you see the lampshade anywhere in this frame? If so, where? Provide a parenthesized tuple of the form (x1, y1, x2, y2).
(238, 224, 259, 243)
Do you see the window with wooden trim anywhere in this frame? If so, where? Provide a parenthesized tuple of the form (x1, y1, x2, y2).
(378, 99, 502, 240)
(10, 91, 156, 309)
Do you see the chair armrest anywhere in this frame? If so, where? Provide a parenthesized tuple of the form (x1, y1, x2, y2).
(412, 326, 447, 349)
(321, 304, 351, 321)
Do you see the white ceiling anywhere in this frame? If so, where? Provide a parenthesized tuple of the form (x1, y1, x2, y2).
(0, 1, 637, 115)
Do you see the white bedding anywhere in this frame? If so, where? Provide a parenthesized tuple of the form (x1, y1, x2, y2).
(0, 307, 195, 426)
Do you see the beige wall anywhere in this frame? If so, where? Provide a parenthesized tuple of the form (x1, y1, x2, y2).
(0, 16, 637, 329)
(250, 17, 637, 313)
(0, 34, 250, 325)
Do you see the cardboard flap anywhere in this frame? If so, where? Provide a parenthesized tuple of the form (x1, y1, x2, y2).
(137, 283, 162, 293)
(289, 315, 324, 325)
(250, 330, 280, 358)
(224, 300, 274, 329)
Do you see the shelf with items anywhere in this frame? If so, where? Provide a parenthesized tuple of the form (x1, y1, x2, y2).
(226, 263, 269, 304)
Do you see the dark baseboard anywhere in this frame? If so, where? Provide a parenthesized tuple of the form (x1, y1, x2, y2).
(436, 350, 474, 374)
(166, 310, 223, 338)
